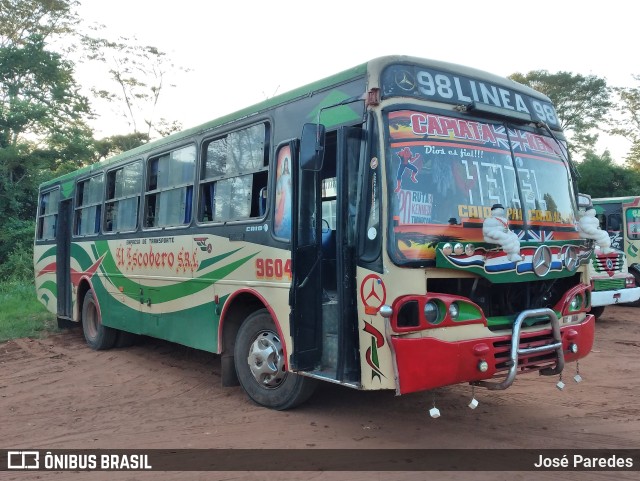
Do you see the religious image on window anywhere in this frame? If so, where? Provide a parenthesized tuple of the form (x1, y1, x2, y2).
(274, 146, 292, 239)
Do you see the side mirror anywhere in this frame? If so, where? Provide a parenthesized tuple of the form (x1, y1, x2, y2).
(300, 123, 326, 171)
(577, 193, 592, 211)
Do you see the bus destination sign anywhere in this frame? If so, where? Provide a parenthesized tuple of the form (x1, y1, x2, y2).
(381, 64, 560, 130)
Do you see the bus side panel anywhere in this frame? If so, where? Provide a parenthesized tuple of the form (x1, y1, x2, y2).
(71, 236, 291, 354)
(355, 266, 400, 391)
(34, 244, 58, 316)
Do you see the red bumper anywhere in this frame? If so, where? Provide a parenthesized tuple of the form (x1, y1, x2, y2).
(391, 314, 595, 395)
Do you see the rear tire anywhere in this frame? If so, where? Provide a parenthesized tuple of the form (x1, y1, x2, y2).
(234, 309, 317, 410)
(82, 290, 117, 350)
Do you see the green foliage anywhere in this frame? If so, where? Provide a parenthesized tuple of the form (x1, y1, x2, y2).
(576, 150, 640, 197)
(0, 3, 94, 232)
(0, 34, 91, 147)
(0, 218, 34, 282)
(509, 70, 612, 154)
(94, 132, 149, 161)
(612, 75, 640, 170)
(0, 281, 56, 342)
(0, 249, 35, 283)
(0, 0, 78, 47)
(626, 141, 640, 171)
(0, 0, 186, 297)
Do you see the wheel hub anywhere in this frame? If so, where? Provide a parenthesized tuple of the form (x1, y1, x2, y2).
(247, 330, 286, 388)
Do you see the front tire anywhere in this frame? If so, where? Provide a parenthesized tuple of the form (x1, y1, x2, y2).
(82, 290, 117, 350)
(234, 309, 317, 410)
(589, 305, 605, 320)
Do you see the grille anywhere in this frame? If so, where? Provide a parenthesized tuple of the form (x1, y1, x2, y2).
(594, 278, 626, 291)
(592, 254, 623, 273)
(492, 330, 558, 373)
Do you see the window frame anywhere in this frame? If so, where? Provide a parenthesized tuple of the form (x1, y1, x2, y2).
(36, 187, 60, 241)
(104, 159, 143, 234)
(143, 143, 197, 230)
(73, 173, 105, 238)
(197, 121, 270, 225)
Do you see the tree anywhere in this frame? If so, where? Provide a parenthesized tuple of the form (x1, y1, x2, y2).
(509, 71, 612, 154)
(0, 0, 78, 48)
(0, 31, 93, 209)
(576, 150, 640, 197)
(0, 0, 95, 272)
(0, 35, 91, 146)
(612, 75, 640, 170)
(81, 33, 184, 139)
(0, 1, 186, 279)
(94, 132, 149, 161)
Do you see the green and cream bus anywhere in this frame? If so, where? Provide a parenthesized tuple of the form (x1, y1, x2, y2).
(35, 56, 596, 410)
(592, 196, 640, 290)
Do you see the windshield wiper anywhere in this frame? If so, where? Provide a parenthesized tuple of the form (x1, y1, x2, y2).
(535, 121, 580, 180)
(456, 102, 533, 124)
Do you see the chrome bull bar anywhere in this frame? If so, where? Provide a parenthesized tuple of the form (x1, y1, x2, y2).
(474, 308, 565, 390)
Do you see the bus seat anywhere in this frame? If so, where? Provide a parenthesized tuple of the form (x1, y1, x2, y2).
(321, 222, 336, 291)
(321, 220, 335, 259)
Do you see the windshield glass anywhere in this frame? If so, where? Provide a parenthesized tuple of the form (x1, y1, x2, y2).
(386, 110, 578, 263)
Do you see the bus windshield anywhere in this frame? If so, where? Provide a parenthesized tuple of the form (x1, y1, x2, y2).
(386, 110, 578, 263)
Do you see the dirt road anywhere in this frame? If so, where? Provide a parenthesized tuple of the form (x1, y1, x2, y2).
(1, 305, 639, 480)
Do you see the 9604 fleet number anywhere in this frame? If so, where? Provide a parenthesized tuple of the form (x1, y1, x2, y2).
(255, 258, 292, 280)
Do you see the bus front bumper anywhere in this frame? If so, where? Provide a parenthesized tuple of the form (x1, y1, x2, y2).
(591, 287, 640, 307)
(391, 314, 595, 395)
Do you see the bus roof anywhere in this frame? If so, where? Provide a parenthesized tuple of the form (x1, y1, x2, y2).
(40, 55, 552, 189)
(592, 196, 640, 204)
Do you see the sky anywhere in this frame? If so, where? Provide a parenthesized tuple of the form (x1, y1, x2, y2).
(76, 0, 638, 162)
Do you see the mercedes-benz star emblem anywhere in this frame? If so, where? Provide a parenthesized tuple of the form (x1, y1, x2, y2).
(394, 70, 415, 91)
(563, 245, 578, 272)
(532, 245, 552, 277)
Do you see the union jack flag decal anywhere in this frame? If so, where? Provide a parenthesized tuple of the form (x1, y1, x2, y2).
(513, 230, 554, 241)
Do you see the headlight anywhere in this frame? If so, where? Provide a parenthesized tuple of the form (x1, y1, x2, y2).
(424, 301, 440, 325)
(449, 302, 460, 321)
(570, 294, 583, 311)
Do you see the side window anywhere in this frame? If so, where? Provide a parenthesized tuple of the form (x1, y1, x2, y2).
(75, 174, 104, 236)
(608, 213, 622, 232)
(37, 189, 60, 240)
(105, 161, 142, 233)
(199, 123, 269, 223)
(626, 208, 640, 240)
(273, 144, 292, 239)
(360, 119, 381, 263)
(145, 145, 196, 228)
(321, 178, 337, 231)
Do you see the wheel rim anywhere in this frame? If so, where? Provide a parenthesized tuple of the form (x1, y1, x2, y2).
(247, 330, 286, 388)
(85, 301, 99, 340)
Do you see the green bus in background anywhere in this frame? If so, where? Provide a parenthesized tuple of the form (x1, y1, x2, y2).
(592, 196, 640, 292)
